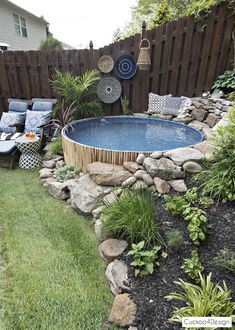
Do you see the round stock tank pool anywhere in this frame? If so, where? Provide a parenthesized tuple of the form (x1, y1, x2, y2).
(62, 116, 204, 170)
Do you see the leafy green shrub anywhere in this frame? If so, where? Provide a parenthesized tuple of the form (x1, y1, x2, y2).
(196, 108, 235, 203)
(165, 273, 235, 325)
(183, 207, 207, 245)
(164, 195, 187, 215)
(212, 69, 235, 93)
(128, 241, 161, 276)
(55, 165, 80, 180)
(164, 194, 208, 245)
(101, 189, 158, 246)
(181, 250, 204, 283)
(120, 96, 132, 115)
(49, 137, 63, 155)
(214, 248, 235, 273)
(166, 229, 183, 251)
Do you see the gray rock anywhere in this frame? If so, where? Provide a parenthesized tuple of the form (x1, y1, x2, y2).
(99, 239, 128, 262)
(191, 108, 207, 122)
(134, 169, 147, 180)
(56, 160, 65, 168)
(214, 109, 222, 116)
(164, 147, 204, 166)
(42, 159, 56, 169)
(150, 151, 163, 159)
(143, 157, 185, 180)
(87, 162, 132, 186)
(212, 117, 231, 131)
(172, 117, 193, 124)
(132, 180, 148, 190)
(67, 174, 108, 214)
(142, 173, 153, 186)
(183, 161, 203, 173)
(151, 113, 173, 120)
(105, 260, 129, 295)
(188, 120, 210, 131)
(108, 294, 137, 327)
(202, 126, 212, 139)
(215, 103, 223, 110)
(92, 206, 105, 219)
(54, 155, 64, 162)
(103, 192, 118, 206)
(42, 177, 57, 187)
(123, 161, 143, 173)
(192, 100, 202, 108)
(39, 168, 53, 179)
(206, 113, 219, 127)
(168, 179, 188, 192)
(136, 153, 145, 165)
(153, 177, 170, 194)
(94, 218, 103, 238)
(122, 176, 137, 188)
(47, 181, 70, 200)
(193, 140, 215, 155)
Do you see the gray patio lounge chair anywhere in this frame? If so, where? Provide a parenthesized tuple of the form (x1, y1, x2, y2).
(0, 100, 28, 169)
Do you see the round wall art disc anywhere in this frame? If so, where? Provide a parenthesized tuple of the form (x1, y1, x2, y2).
(98, 55, 114, 73)
(115, 54, 137, 79)
(97, 77, 122, 104)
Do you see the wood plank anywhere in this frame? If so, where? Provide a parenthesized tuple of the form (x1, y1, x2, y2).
(4, 51, 21, 99)
(160, 21, 174, 95)
(0, 52, 10, 111)
(37, 51, 51, 98)
(151, 25, 164, 94)
(15, 51, 31, 100)
(170, 17, 185, 95)
(178, 16, 194, 96)
(25, 51, 40, 98)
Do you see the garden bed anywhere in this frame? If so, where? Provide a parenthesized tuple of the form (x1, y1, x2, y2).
(127, 179, 235, 329)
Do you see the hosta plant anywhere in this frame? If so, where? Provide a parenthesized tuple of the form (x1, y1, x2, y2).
(211, 69, 235, 93)
(165, 273, 235, 329)
(128, 241, 161, 276)
(181, 250, 204, 283)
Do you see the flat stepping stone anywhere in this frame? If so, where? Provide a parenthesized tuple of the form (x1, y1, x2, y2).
(98, 239, 128, 262)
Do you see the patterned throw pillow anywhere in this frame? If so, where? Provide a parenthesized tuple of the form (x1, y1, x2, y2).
(0, 112, 26, 133)
(24, 110, 51, 134)
(147, 93, 166, 114)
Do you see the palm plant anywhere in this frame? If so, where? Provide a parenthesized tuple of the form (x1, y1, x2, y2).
(50, 69, 103, 120)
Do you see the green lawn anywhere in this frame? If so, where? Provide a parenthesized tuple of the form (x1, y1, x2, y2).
(0, 168, 113, 330)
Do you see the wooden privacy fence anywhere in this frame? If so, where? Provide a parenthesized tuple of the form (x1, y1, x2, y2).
(0, 2, 234, 114)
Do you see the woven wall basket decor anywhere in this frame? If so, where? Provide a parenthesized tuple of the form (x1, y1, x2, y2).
(97, 77, 122, 104)
(115, 54, 137, 79)
(98, 55, 114, 73)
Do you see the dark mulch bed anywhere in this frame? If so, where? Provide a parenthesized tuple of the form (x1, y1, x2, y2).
(127, 183, 235, 330)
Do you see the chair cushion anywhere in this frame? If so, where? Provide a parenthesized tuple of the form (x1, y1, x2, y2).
(8, 101, 28, 113)
(0, 140, 16, 155)
(0, 112, 26, 133)
(32, 102, 53, 112)
(147, 93, 166, 114)
(161, 96, 186, 116)
(24, 110, 51, 134)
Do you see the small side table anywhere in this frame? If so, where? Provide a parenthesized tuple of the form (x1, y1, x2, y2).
(15, 136, 42, 169)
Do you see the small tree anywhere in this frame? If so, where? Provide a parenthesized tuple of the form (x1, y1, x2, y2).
(151, 0, 172, 26)
(39, 36, 63, 51)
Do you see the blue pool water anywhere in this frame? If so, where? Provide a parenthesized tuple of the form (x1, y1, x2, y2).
(64, 116, 204, 152)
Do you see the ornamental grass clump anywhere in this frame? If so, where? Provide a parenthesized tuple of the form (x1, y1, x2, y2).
(196, 108, 235, 203)
(166, 273, 235, 329)
(101, 189, 158, 246)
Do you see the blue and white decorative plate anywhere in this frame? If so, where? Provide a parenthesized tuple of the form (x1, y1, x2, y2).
(115, 54, 137, 80)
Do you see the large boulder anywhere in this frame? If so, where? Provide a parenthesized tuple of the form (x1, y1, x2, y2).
(143, 157, 185, 180)
(108, 294, 137, 327)
(67, 174, 107, 214)
(105, 259, 130, 296)
(47, 181, 70, 200)
(163, 147, 204, 166)
(87, 162, 132, 186)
